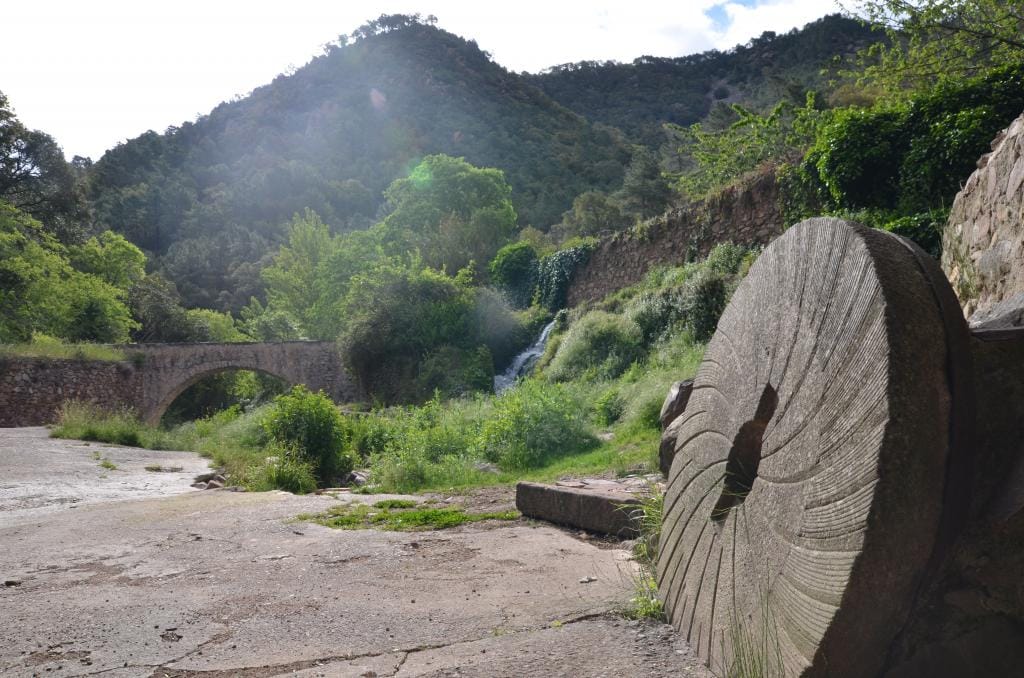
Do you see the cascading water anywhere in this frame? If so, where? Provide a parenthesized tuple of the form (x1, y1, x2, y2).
(493, 320, 557, 394)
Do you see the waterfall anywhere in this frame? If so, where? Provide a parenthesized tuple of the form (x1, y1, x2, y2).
(493, 320, 557, 394)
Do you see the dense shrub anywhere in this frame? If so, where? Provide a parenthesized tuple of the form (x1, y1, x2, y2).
(340, 265, 527, 403)
(805, 63, 1024, 215)
(680, 269, 730, 342)
(546, 311, 644, 381)
(594, 388, 625, 426)
(261, 386, 353, 482)
(415, 345, 494, 400)
(247, 452, 318, 494)
(475, 380, 596, 470)
(624, 290, 682, 345)
(488, 241, 537, 309)
(703, 242, 748, 276)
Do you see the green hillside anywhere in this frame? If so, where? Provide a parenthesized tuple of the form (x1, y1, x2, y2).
(86, 15, 630, 310)
(528, 14, 878, 146)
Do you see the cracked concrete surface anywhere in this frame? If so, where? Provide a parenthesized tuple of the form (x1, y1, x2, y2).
(0, 428, 711, 677)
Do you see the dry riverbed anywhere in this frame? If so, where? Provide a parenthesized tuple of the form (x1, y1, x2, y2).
(0, 427, 711, 677)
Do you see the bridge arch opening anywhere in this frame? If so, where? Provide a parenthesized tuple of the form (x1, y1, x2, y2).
(154, 367, 289, 427)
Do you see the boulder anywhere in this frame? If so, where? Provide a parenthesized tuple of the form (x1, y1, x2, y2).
(658, 379, 693, 430)
(658, 380, 692, 476)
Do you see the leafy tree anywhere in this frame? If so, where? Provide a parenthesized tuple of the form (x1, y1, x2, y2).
(488, 241, 538, 308)
(558, 191, 628, 237)
(184, 308, 247, 342)
(616, 148, 672, 219)
(69, 231, 146, 291)
(0, 201, 136, 343)
(338, 262, 525, 403)
(847, 0, 1024, 90)
(261, 210, 334, 337)
(382, 155, 517, 272)
(238, 298, 303, 341)
(0, 92, 89, 243)
(671, 97, 822, 199)
(127, 274, 194, 343)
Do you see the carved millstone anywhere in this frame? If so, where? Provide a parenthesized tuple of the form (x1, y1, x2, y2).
(657, 218, 972, 677)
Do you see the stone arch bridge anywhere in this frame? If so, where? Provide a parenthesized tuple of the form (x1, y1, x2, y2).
(0, 342, 360, 427)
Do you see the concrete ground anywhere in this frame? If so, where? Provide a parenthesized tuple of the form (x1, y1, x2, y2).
(0, 427, 711, 677)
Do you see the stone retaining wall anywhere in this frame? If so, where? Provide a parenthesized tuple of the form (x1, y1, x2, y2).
(566, 170, 783, 306)
(942, 112, 1024, 317)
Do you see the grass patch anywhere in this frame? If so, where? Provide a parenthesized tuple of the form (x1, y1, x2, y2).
(373, 499, 417, 509)
(144, 464, 183, 472)
(98, 458, 117, 470)
(0, 335, 126, 361)
(298, 502, 519, 531)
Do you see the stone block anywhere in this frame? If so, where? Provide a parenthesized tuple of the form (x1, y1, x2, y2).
(515, 481, 642, 537)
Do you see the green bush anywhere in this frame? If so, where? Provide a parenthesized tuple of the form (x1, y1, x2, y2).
(680, 269, 730, 342)
(803, 63, 1024, 216)
(475, 380, 596, 470)
(261, 386, 352, 483)
(704, 242, 747, 276)
(415, 345, 493, 400)
(624, 290, 682, 346)
(546, 311, 644, 382)
(488, 241, 538, 309)
(246, 451, 318, 494)
(594, 388, 625, 426)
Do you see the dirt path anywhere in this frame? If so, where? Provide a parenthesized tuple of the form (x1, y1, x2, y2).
(0, 428, 711, 677)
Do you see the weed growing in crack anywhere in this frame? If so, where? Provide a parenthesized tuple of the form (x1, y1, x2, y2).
(621, 486, 666, 621)
(297, 502, 519, 531)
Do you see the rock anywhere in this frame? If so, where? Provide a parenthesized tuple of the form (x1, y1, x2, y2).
(193, 472, 217, 483)
(205, 478, 224, 490)
(658, 428, 677, 478)
(191, 482, 208, 490)
(658, 380, 693, 431)
(516, 481, 642, 537)
(579, 576, 597, 584)
(969, 292, 1024, 329)
(4, 580, 21, 587)
(658, 380, 693, 477)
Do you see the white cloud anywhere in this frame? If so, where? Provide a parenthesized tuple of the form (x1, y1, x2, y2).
(709, 0, 841, 49)
(1, 0, 837, 159)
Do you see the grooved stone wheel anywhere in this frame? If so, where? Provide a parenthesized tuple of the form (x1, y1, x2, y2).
(657, 218, 970, 677)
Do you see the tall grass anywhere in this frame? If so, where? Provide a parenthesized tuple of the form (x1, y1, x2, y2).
(51, 401, 290, 491)
(0, 334, 126, 362)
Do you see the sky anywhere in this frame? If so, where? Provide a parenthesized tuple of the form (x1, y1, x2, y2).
(3, 0, 839, 160)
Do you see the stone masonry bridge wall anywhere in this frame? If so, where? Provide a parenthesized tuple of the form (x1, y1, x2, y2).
(0, 341, 360, 428)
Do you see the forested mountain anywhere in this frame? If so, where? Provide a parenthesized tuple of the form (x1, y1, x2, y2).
(86, 15, 631, 309)
(82, 14, 873, 311)
(528, 15, 878, 145)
